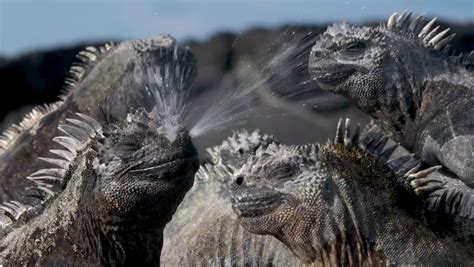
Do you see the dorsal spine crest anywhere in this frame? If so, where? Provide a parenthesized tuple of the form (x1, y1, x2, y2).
(0, 113, 103, 230)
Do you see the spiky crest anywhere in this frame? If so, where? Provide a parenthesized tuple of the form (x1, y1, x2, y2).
(0, 101, 63, 155)
(0, 113, 103, 231)
(382, 11, 473, 68)
(238, 119, 421, 184)
(60, 42, 115, 99)
(206, 129, 277, 165)
(238, 141, 320, 178)
(320, 22, 382, 48)
(334, 118, 421, 177)
(196, 130, 279, 184)
(195, 163, 233, 184)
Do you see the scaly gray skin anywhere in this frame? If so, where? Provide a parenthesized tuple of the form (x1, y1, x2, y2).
(308, 11, 474, 219)
(0, 110, 199, 266)
(231, 119, 473, 265)
(0, 34, 197, 204)
(0, 35, 200, 265)
(161, 130, 304, 266)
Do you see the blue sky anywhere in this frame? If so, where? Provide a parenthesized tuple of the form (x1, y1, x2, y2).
(1, 0, 473, 56)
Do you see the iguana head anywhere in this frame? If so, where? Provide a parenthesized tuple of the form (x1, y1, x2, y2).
(230, 142, 321, 262)
(91, 110, 199, 230)
(70, 34, 197, 123)
(230, 119, 421, 263)
(309, 11, 458, 113)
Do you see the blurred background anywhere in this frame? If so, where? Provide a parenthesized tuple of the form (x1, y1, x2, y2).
(1, 0, 473, 150)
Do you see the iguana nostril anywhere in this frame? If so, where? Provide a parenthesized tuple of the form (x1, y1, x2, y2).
(235, 176, 244, 186)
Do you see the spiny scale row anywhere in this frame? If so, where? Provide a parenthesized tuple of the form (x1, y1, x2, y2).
(334, 118, 361, 148)
(386, 11, 455, 52)
(0, 201, 31, 227)
(361, 125, 421, 177)
(206, 129, 276, 165)
(27, 113, 103, 189)
(196, 164, 233, 183)
(0, 102, 62, 154)
(61, 43, 115, 98)
(0, 113, 103, 229)
(335, 118, 421, 178)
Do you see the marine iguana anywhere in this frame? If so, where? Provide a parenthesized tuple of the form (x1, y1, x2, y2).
(0, 110, 199, 265)
(0, 34, 197, 204)
(230, 119, 473, 265)
(0, 35, 200, 265)
(308, 11, 474, 218)
(161, 130, 304, 266)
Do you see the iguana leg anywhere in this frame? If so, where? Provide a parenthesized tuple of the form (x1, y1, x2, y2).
(408, 167, 474, 219)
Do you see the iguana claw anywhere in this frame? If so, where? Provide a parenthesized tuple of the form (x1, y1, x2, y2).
(407, 165, 444, 195)
(407, 165, 442, 180)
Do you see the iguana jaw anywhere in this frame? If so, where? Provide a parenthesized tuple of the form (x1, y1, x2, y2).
(129, 156, 198, 179)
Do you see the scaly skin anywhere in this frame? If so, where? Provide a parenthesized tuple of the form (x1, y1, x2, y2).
(308, 11, 474, 219)
(230, 119, 473, 265)
(161, 130, 303, 266)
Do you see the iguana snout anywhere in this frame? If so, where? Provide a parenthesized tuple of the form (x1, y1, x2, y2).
(127, 130, 199, 180)
(230, 181, 286, 218)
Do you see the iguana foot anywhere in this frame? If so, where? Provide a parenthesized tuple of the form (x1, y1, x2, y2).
(407, 165, 445, 196)
(406, 166, 474, 219)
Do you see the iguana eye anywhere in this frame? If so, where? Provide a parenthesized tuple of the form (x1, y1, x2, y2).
(267, 164, 296, 181)
(343, 41, 366, 52)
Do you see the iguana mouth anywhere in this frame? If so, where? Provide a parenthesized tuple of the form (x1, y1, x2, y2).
(130, 156, 197, 174)
(311, 68, 355, 86)
(230, 190, 283, 217)
(128, 130, 199, 177)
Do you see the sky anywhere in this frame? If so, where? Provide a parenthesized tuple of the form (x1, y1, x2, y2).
(0, 0, 473, 56)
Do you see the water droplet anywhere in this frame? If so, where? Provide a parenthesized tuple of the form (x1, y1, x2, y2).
(188, 30, 320, 137)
